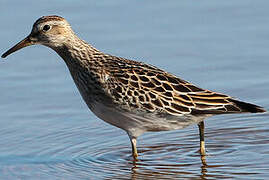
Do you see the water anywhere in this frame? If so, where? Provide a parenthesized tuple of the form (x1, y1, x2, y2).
(1, 1, 269, 179)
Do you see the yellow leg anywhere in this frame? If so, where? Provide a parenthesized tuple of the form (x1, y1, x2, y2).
(198, 121, 206, 156)
(129, 136, 138, 160)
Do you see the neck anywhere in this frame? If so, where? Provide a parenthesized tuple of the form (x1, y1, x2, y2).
(49, 35, 108, 105)
(51, 35, 101, 67)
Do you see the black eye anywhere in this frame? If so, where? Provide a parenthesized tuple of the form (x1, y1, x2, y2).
(42, 25, 51, 32)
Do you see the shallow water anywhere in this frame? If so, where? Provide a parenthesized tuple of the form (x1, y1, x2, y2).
(1, 0, 269, 179)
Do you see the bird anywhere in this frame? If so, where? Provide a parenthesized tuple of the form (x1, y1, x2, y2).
(2, 15, 266, 160)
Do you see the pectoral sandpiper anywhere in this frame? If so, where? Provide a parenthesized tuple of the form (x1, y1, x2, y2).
(2, 15, 266, 160)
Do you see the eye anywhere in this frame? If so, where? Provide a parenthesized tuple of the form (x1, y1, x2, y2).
(42, 24, 51, 32)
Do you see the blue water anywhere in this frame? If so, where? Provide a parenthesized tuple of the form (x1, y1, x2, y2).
(0, 1, 269, 179)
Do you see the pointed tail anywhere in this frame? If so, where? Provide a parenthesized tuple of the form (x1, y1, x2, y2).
(229, 99, 266, 113)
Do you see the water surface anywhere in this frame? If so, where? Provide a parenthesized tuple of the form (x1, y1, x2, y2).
(0, 0, 269, 179)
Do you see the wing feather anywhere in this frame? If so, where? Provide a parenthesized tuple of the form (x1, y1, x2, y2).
(102, 57, 265, 116)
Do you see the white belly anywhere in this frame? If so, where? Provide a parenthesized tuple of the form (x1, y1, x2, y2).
(90, 102, 208, 138)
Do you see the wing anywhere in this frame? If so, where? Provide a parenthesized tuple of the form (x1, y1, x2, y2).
(102, 56, 265, 116)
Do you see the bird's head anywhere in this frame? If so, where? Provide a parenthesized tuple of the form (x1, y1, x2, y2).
(2, 15, 74, 58)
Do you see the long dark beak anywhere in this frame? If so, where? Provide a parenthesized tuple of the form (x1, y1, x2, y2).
(1, 35, 34, 58)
